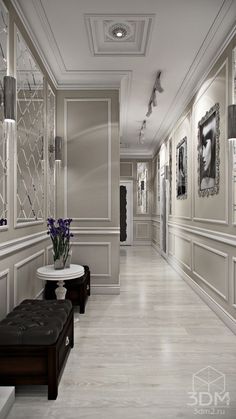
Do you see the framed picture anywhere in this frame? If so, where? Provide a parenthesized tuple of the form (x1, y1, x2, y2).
(198, 103, 220, 197)
(176, 136, 187, 199)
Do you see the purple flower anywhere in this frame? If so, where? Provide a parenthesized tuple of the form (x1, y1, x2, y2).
(47, 217, 73, 261)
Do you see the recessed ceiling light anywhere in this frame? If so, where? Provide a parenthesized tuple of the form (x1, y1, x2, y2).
(109, 23, 130, 40)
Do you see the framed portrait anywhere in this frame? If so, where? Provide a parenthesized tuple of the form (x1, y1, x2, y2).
(176, 136, 187, 199)
(198, 103, 220, 197)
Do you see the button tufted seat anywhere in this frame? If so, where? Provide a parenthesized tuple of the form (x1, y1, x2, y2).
(0, 299, 72, 345)
(0, 299, 74, 399)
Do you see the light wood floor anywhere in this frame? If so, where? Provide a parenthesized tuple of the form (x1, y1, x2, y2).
(7, 246, 236, 418)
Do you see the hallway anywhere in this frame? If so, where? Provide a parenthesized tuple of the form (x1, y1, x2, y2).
(7, 246, 236, 419)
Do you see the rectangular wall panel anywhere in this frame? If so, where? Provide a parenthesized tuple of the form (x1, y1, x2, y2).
(120, 162, 133, 177)
(0, 270, 9, 319)
(71, 242, 111, 277)
(193, 242, 228, 300)
(66, 99, 111, 221)
(174, 234, 191, 270)
(14, 250, 45, 305)
(135, 222, 151, 240)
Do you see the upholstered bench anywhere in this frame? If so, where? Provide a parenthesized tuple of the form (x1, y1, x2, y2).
(44, 265, 90, 313)
(0, 299, 73, 400)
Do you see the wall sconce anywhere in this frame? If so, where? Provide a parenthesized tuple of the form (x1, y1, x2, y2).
(4, 76, 16, 122)
(164, 164, 169, 180)
(228, 104, 236, 141)
(55, 136, 62, 161)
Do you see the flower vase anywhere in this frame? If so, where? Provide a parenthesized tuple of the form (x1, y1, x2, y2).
(53, 253, 65, 270)
(64, 250, 72, 269)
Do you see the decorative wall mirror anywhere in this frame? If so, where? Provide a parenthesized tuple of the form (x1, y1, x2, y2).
(16, 28, 45, 224)
(47, 84, 55, 218)
(0, 2, 8, 227)
(137, 162, 149, 214)
(176, 136, 187, 199)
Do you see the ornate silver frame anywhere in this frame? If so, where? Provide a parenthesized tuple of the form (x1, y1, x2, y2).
(197, 103, 220, 198)
(176, 136, 187, 200)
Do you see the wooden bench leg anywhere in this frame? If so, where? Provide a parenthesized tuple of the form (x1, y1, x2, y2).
(48, 346, 58, 400)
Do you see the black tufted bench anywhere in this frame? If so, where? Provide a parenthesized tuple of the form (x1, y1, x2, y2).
(0, 299, 73, 400)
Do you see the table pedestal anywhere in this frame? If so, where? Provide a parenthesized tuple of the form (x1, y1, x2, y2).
(55, 280, 67, 299)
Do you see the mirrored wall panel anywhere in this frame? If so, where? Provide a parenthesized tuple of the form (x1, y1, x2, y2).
(47, 84, 55, 218)
(0, 2, 8, 225)
(16, 28, 45, 223)
(137, 162, 149, 214)
(233, 47, 236, 224)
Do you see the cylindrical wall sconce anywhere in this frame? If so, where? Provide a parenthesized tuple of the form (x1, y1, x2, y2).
(4, 76, 16, 121)
(228, 104, 236, 141)
(55, 136, 62, 161)
(165, 164, 169, 180)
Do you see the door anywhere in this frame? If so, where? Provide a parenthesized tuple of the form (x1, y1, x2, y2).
(120, 181, 133, 245)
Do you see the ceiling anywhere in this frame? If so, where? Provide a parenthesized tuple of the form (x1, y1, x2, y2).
(13, 0, 236, 157)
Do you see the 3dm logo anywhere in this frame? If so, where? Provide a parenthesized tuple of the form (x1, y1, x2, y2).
(188, 366, 230, 415)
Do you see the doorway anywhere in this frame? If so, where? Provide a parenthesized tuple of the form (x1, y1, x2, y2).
(120, 180, 133, 245)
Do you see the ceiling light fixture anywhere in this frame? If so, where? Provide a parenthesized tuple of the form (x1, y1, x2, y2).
(109, 23, 130, 40)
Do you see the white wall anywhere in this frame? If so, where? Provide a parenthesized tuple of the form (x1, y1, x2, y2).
(57, 90, 120, 294)
(152, 34, 236, 326)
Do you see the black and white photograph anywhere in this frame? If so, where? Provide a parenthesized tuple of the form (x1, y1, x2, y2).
(198, 103, 220, 197)
(176, 137, 187, 199)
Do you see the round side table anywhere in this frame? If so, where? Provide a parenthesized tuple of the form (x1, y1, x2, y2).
(37, 264, 85, 300)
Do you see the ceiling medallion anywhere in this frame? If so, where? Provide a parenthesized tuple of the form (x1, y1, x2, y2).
(108, 23, 130, 40)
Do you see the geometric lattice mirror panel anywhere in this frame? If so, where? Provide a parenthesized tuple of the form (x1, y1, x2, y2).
(0, 2, 8, 224)
(16, 28, 45, 223)
(47, 83, 55, 218)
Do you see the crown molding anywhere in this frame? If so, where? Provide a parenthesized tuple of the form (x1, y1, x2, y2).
(153, 3, 236, 155)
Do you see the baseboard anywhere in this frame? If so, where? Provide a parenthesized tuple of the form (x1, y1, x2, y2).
(168, 256, 236, 335)
(91, 284, 120, 295)
(0, 388, 15, 419)
(151, 242, 161, 254)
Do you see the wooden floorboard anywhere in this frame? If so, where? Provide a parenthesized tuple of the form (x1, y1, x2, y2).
(7, 246, 236, 418)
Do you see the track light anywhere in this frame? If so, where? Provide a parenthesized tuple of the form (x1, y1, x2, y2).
(139, 120, 146, 144)
(146, 103, 152, 117)
(154, 70, 164, 93)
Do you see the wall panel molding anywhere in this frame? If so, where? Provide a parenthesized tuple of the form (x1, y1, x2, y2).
(0, 269, 10, 315)
(71, 227, 120, 235)
(172, 233, 192, 270)
(14, 250, 45, 305)
(232, 257, 236, 309)
(71, 241, 111, 277)
(168, 221, 236, 247)
(64, 98, 112, 221)
(193, 59, 229, 225)
(167, 255, 236, 335)
(0, 232, 48, 258)
(192, 241, 228, 301)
